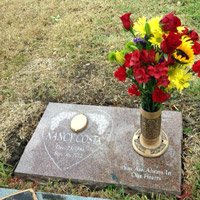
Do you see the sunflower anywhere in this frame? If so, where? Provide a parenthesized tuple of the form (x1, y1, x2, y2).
(173, 36, 195, 65)
(133, 17, 146, 37)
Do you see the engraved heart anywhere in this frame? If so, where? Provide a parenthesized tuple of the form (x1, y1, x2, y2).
(42, 109, 113, 171)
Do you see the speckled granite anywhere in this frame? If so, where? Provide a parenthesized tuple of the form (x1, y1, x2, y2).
(15, 103, 182, 195)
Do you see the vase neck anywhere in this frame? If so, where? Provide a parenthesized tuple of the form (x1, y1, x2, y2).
(140, 108, 161, 119)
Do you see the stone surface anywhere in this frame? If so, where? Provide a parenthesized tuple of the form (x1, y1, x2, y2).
(0, 188, 109, 200)
(15, 103, 182, 195)
(0, 189, 37, 200)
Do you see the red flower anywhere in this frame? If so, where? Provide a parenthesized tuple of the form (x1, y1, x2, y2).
(192, 60, 200, 77)
(134, 67, 150, 84)
(147, 63, 168, 79)
(177, 26, 189, 38)
(188, 30, 199, 42)
(180, 26, 189, 35)
(120, 13, 134, 31)
(152, 88, 170, 103)
(156, 76, 170, 87)
(114, 66, 127, 81)
(192, 42, 200, 55)
(124, 50, 140, 68)
(148, 50, 156, 64)
(140, 49, 148, 63)
(160, 12, 181, 32)
(165, 55, 175, 66)
(161, 32, 182, 54)
(128, 84, 141, 96)
(140, 49, 156, 64)
(147, 66, 155, 76)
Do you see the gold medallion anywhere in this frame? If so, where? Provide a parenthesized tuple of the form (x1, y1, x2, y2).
(70, 114, 88, 133)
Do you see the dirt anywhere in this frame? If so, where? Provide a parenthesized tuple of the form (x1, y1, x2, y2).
(0, 101, 45, 165)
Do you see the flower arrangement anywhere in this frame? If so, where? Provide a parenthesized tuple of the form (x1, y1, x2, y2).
(109, 12, 200, 112)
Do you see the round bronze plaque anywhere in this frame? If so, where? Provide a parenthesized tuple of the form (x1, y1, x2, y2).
(70, 114, 88, 133)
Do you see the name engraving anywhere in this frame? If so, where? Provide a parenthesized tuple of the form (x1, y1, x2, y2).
(121, 165, 172, 181)
(46, 131, 101, 145)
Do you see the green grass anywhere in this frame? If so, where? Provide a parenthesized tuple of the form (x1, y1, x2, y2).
(191, 163, 200, 197)
(0, 162, 177, 199)
(0, 162, 13, 188)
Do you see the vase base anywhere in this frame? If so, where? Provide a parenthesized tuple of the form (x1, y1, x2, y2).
(132, 129, 169, 158)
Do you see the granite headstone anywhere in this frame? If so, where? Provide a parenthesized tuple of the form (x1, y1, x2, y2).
(15, 103, 182, 195)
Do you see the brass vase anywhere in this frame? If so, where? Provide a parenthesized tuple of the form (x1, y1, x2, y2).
(132, 108, 169, 157)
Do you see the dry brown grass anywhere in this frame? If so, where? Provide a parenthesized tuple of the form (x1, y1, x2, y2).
(0, 101, 45, 164)
(0, 0, 200, 199)
(171, 97, 200, 198)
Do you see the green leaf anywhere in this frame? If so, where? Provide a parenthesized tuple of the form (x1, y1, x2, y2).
(108, 52, 116, 62)
(164, 53, 168, 61)
(120, 49, 128, 55)
(126, 41, 138, 51)
(145, 22, 151, 38)
(126, 41, 134, 48)
(184, 127, 192, 133)
(127, 67, 133, 76)
(146, 44, 152, 51)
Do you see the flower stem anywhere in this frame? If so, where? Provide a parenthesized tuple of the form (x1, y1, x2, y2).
(130, 26, 136, 38)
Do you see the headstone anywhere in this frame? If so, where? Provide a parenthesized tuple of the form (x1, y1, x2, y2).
(0, 188, 109, 200)
(15, 103, 182, 195)
(0, 189, 38, 200)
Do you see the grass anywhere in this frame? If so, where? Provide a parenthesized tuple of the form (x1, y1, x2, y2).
(0, 162, 176, 200)
(185, 78, 200, 101)
(0, 0, 200, 199)
(0, 162, 13, 188)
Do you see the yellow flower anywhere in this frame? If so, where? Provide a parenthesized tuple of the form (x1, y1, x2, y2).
(149, 31, 163, 47)
(115, 51, 125, 65)
(167, 66, 177, 91)
(173, 36, 195, 65)
(146, 16, 164, 47)
(148, 16, 163, 35)
(155, 52, 160, 63)
(167, 66, 193, 93)
(177, 26, 187, 34)
(133, 17, 146, 37)
(134, 16, 165, 46)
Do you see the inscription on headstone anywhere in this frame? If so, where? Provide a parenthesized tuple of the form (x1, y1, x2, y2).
(15, 103, 182, 195)
(121, 165, 172, 181)
(41, 109, 113, 171)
